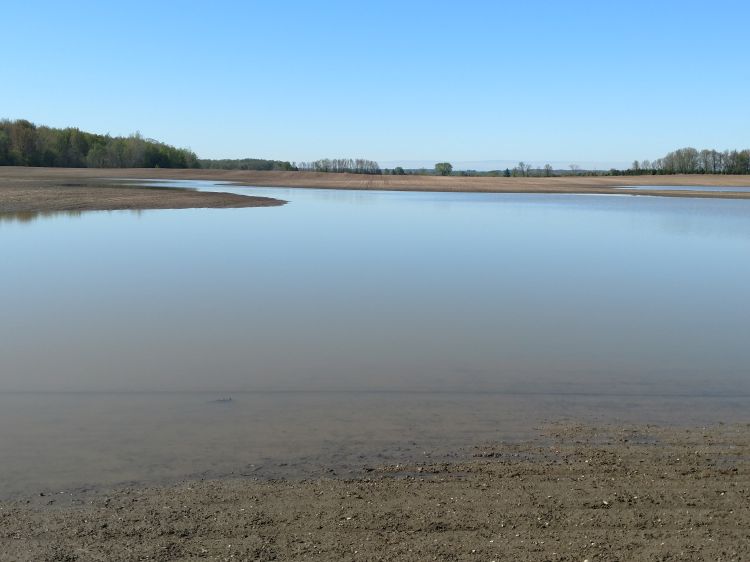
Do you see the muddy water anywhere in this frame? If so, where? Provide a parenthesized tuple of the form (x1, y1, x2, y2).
(1, 182, 749, 496)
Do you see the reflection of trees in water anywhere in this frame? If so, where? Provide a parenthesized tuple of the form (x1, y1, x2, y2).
(0, 209, 145, 223)
(0, 210, 83, 223)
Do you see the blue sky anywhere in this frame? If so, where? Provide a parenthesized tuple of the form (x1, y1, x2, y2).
(3, 1, 749, 168)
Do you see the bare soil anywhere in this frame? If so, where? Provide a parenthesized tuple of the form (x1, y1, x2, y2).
(0, 169, 284, 217)
(2, 422, 748, 561)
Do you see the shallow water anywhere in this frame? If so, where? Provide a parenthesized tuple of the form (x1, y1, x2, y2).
(617, 184, 750, 192)
(2, 181, 749, 496)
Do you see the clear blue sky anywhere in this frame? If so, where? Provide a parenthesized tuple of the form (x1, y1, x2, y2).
(3, 1, 749, 168)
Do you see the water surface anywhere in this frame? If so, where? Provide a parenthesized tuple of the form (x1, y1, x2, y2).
(617, 184, 750, 193)
(2, 181, 749, 496)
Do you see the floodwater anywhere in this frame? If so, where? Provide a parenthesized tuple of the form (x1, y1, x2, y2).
(617, 184, 750, 192)
(2, 181, 750, 497)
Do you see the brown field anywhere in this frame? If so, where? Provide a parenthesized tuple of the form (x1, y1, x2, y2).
(2, 167, 750, 216)
(2, 422, 748, 561)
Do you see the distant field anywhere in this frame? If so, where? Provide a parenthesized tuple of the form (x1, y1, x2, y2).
(2, 167, 750, 215)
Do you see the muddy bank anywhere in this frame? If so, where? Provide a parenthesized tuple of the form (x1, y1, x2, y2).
(2, 167, 750, 201)
(2, 422, 748, 561)
(0, 172, 284, 216)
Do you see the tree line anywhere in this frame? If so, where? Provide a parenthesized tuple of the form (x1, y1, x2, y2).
(199, 158, 295, 171)
(629, 147, 750, 175)
(296, 158, 381, 174)
(527, 147, 750, 177)
(4, 120, 747, 177)
(425, 147, 750, 178)
(0, 119, 385, 174)
(0, 119, 200, 168)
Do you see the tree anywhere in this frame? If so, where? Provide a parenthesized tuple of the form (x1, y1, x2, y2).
(296, 157, 381, 174)
(0, 129, 10, 165)
(0, 119, 200, 169)
(543, 163, 553, 177)
(569, 164, 581, 175)
(393, 166, 405, 175)
(503, 168, 511, 177)
(661, 147, 699, 174)
(435, 162, 453, 176)
(514, 161, 532, 177)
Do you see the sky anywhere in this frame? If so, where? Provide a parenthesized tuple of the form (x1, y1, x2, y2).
(3, 0, 749, 169)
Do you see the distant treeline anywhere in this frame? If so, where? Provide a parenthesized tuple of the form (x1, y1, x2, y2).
(201, 157, 383, 174)
(5, 119, 747, 178)
(296, 158, 381, 174)
(427, 147, 750, 178)
(628, 147, 750, 175)
(199, 158, 295, 171)
(0, 120, 385, 174)
(0, 119, 199, 168)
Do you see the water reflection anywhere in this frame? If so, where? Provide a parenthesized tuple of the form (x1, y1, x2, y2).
(3, 186, 750, 394)
(0, 209, 84, 224)
(0, 209, 150, 225)
(617, 184, 750, 193)
(2, 184, 750, 496)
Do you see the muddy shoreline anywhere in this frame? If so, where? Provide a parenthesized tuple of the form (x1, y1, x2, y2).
(2, 422, 748, 561)
(0, 170, 284, 216)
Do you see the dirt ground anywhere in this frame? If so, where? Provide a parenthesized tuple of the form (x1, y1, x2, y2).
(0, 169, 284, 216)
(1, 167, 750, 215)
(1, 422, 748, 561)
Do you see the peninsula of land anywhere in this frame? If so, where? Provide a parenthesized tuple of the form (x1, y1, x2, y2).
(0, 168, 285, 217)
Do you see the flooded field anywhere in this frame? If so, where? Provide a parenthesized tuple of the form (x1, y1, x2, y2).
(2, 182, 749, 497)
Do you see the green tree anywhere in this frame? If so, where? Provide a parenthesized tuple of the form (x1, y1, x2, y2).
(0, 119, 200, 169)
(0, 130, 10, 165)
(435, 162, 453, 176)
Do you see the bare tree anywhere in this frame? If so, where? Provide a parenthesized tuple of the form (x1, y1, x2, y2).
(543, 163, 553, 177)
(515, 161, 532, 177)
(661, 147, 699, 174)
(297, 157, 381, 174)
(569, 164, 581, 175)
